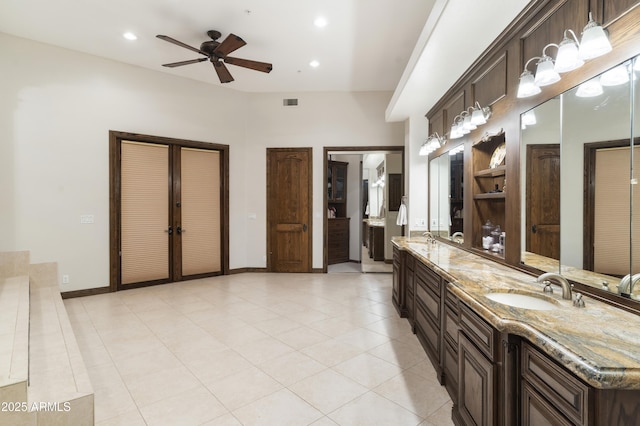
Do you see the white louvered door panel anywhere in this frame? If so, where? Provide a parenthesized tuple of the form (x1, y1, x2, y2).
(121, 141, 169, 284)
(180, 148, 221, 275)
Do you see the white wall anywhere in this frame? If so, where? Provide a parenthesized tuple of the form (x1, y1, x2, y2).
(0, 33, 403, 290)
(406, 114, 429, 232)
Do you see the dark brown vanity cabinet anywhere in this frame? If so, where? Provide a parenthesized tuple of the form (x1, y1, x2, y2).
(327, 218, 350, 265)
(443, 288, 460, 405)
(456, 303, 501, 426)
(392, 246, 404, 316)
(519, 341, 640, 426)
(521, 341, 590, 426)
(404, 253, 416, 330)
(414, 261, 443, 374)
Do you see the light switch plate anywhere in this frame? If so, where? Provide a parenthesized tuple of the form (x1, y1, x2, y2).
(80, 215, 94, 224)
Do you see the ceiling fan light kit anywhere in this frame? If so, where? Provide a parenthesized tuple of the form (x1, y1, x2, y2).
(157, 30, 273, 83)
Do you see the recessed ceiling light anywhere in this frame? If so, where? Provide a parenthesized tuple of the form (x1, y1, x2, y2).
(314, 17, 327, 28)
(123, 32, 137, 41)
(309, 60, 320, 68)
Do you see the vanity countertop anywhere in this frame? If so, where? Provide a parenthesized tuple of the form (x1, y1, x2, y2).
(363, 218, 385, 227)
(393, 236, 640, 390)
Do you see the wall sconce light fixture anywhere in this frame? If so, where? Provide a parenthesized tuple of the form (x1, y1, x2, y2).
(419, 132, 446, 156)
(517, 12, 612, 99)
(554, 30, 584, 73)
(579, 13, 613, 60)
(449, 102, 492, 140)
(471, 102, 492, 126)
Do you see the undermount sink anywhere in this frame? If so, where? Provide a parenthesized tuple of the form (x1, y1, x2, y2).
(485, 291, 558, 310)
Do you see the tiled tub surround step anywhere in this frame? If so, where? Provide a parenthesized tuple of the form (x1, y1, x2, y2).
(393, 237, 640, 390)
(0, 275, 30, 421)
(28, 262, 94, 425)
(0, 252, 94, 425)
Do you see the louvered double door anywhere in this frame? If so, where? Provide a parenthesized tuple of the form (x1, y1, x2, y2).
(117, 140, 222, 289)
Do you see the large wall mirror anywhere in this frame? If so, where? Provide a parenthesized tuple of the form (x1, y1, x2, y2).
(521, 55, 640, 303)
(429, 146, 465, 242)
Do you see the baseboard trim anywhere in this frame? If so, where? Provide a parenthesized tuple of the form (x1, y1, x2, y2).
(61, 286, 110, 299)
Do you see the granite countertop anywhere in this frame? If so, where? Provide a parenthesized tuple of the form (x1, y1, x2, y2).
(393, 236, 640, 390)
(363, 218, 385, 227)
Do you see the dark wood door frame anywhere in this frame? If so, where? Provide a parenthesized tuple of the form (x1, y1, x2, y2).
(323, 146, 405, 272)
(109, 130, 230, 292)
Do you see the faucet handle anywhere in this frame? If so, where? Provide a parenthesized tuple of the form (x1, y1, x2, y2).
(573, 292, 585, 308)
(541, 280, 553, 294)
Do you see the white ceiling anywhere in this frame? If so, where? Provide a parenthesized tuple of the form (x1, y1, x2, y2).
(0, 0, 530, 122)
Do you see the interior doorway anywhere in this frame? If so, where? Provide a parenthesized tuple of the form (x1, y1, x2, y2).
(109, 131, 229, 291)
(324, 147, 404, 273)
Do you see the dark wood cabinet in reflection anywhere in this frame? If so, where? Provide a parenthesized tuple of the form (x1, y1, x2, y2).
(327, 218, 350, 265)
(327, 160, 348, 217)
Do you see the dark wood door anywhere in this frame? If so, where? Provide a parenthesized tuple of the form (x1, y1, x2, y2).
(267, 148, 312, 272)
(526, 144, 560, 260)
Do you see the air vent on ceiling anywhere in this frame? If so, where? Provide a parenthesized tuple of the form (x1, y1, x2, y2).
(283, 98, 299, 106)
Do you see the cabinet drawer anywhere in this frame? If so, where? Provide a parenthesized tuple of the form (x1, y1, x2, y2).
(445, 285, 459, 309)
(522, 342, 589, 425)
(459, 303, 497, 360)
(415, 262, 441, 293)
(443, 304, 459, 348)
(415, 282, 440, 325)
(405, 253, 415, 271)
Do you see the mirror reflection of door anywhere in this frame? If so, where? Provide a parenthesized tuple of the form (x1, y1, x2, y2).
(526, 144, 560, 260)
(585, 143, 640, 276)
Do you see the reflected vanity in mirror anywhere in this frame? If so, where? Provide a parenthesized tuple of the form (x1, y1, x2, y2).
(429, 145, 464, 242)
(520, 56, 640, 302)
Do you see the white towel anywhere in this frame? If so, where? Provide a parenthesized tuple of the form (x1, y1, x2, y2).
(396, 203, 407, 226)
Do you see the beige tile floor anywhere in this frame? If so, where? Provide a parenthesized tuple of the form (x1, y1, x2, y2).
(64, 272, 454, 426)
(327, 246, 393, 274)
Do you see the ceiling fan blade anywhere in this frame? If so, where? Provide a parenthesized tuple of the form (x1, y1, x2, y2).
(213, 33, 246, 57)
(224, 57, 273, 73)
(212, 61, 234, 83)
(162, 58, 208, 68)
(156, 35, 207, 56)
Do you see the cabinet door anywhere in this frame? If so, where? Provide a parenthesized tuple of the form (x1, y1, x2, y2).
(443, 341, 458, 403)
(415, 300, 440, 368)
(458, 333, 496, 426)
(334, 163, 346, 201)
(521, 382, 574, 426)
(392, 252, 401, 312)
(405, 269, 415, 329)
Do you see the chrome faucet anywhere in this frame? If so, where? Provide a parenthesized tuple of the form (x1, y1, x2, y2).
(422, 231, 436, 243)
(537, 272, 572, 300)
(618, 273, 640, 296)
(451, 232, 464, 243)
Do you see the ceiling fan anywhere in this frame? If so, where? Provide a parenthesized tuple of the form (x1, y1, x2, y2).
(156, 30, 273, 83)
